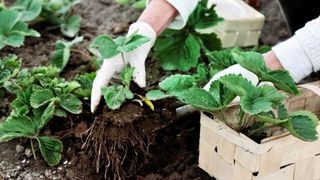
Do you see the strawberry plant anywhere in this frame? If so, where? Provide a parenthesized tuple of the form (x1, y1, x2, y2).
(0, 55, 91, 166)
(147, 49, 319, 142)
(51, 36, 84, 71)
(116, 0, 146, 9)
(0, 0, 81, 39)
(88, 31, 150, 110)
(0, 9, 40, 49)
(153, 0, 223, 71)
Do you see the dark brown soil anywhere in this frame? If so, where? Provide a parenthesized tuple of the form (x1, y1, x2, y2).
(0, 0, 290, 179)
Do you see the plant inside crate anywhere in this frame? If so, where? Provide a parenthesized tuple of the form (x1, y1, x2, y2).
(147, 49, 319, 142)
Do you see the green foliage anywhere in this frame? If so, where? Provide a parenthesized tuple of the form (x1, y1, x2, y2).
(153, 0, 223, 71)
(0, 55, 88, 166)
(89, 30, 150, 59)
(115, 0, 146, 9)
(101, 67, 134, 110)
(0, 9, 40, 49)
(51, 36, 83, 71)
(148, 48, 319, 141)
(10, 0, 43, 22)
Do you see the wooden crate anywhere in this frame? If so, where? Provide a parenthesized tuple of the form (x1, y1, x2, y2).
(199, 81, 320, 180)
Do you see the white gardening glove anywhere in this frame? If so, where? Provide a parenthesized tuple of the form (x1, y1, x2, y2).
(90, 22, 156, 113)
(203, 64, 259, 104)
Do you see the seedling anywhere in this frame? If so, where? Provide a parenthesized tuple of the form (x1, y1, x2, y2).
(51, 36, 84, 71)
(153, 0, 223, 71)
(0, 9, 40, 49)
(0, 55, 91, 166)
(89, 31, 151, 110)
(147, 49, 319, 142)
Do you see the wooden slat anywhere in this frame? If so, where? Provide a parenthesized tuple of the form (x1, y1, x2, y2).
(294, 157, 315, 180)
(253, 165, 294, 180)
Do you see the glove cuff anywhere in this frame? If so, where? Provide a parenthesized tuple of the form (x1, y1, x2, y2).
(128, 22, 157, 46)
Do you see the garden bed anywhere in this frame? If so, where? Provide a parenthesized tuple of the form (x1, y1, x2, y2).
(0, 0, 306, 179)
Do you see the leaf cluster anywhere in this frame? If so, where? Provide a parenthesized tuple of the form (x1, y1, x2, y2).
(0, 55, 92, 166)
(153, 0, 223, 71)
(147, 50, 319, 142)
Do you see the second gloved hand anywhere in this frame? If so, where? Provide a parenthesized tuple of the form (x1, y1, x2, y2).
(90, 22, 156, 113)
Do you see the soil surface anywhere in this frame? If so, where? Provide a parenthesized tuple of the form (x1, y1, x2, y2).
(0, 0, 290, 179)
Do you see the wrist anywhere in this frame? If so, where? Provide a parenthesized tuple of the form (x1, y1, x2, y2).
(137, 0, 178, 36)
(263, 51, 284, 70)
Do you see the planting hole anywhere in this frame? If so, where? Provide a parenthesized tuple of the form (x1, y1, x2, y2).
(214, 146, 218, 153)
(252, 172, 259, 176)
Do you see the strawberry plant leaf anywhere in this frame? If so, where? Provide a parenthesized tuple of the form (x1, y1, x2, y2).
(89, 35, 120, 59)
(30, 89, 55, 108)
(40, 101, 56, 129)
(283, 112, 318, 141)
(207, 50, 236, 72)
(54, 108, 67, 117)
(101, 85, 126, 110)
(59, 94, 82, 114)
(193, 63, 209, 84)
(174, 87, 220, 111)
(209, 80, 236, 107)
(277, 104, 288, 119)
(37, 136, 63, 166)
(240, 96, 272, 115)
(118, 34, 150, 53)
(11, 0, 43, 22)
(51, 36, 83, 71)
(232, 50, 299, 95)
(155, 33, 201, 71)
(187, 0, 223, 29)
(75, 72, 96, 98)
(159, 75, 196, 93)
(146, 90, 169, 100)
(218, 74, 255, 97)
(121, 66, 135, 87)
(60, 15, 81, 38)
(0, 55, 21, 84)
(0, 113, 36, 142)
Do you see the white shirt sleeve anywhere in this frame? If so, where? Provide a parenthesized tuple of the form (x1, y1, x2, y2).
(147, 0, 198, 30)
(272, 16, 320, 82)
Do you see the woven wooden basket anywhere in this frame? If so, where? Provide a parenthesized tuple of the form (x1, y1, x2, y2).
(199, 81, 320, 180)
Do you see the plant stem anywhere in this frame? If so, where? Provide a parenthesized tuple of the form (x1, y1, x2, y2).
(256, 115, 288, 125)
(248, 124, 277, 137)
(30, 139, 37, 160)
(121, 52, 126, 65)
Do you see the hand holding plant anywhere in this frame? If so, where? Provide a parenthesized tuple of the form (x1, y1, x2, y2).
(89, 22, 155, 113)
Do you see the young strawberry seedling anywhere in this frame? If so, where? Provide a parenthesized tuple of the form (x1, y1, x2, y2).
(0, 9, 40, 49)
(147, 49, 319, 142)
(153, 0, 223, 71)
(116, 0, 146, 9)
(0, 55, 92, 166)
(89, 30, 151, 110)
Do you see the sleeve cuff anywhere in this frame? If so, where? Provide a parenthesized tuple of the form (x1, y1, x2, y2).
(272, 36, 313, 82)
(146, 0, 198, 30)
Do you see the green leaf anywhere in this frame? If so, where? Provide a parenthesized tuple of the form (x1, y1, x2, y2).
(283, 112, 319, 141)
(89, 35, 119, 59)
(207, 50, 236, 71)
(118, 34, 150, 53)
(0, 9, 20, 34)
(39, 101, 56, 129)
(37, 136, 63, 166)
(209, 80, 237, 107)
(240, 86, 285, 115)
(75, 72, 96, 98)
(60, 15, 81, 38)
(101, 85, 127, 110)
(54, 108, 67, 117)
(193, 63, 209, 83)
(11, 0, 43, 22)
(0, 113, 36, 142)
(231, 50, 299, 95)
(132, 0, 146, 9)
(188, 0, 223, 29)
(218, 74, 255, 96)
(277, 104, 288, 119)
(159, 75, 196, 93)
(240, 96, 272, 115)
(30, 89, 55, 108)
(174, 87, 219, 111)
(123, 87, 134, 99)
(0, 55, 21, 84)
(154, 32, 201, 71)
(146, 90, 169, 100)
(59, 94, 82, 114)
(196, 33, 222, 52)
(51, 49, 70, 71)
(120, 66, 135, 87)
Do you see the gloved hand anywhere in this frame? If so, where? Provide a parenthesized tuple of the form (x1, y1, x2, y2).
(90, 22, 156, 113)
(203, 64, 259, 104)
